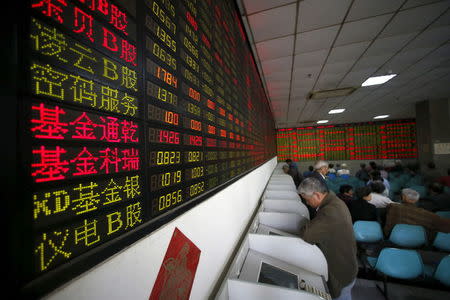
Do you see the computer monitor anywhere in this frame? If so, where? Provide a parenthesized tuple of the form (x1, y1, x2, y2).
(258, 262, 299, 289)
(239, 249, 331, 300)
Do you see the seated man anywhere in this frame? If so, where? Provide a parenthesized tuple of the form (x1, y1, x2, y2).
(337, 184, 353, 207)
(337, 163, 350, 176)
(309, 160, 329, 184)
(355, 163, 370, 182)
(368, 182, 394, 208)
(367, 170, 390, 197)
(438, 168, 450, 187)
(298, 178, 358, 300)
(303, 165, 314, 178)
(420, 182, 450, 212)
(348, 186, 377, 223)
(384, 188, 450, 240)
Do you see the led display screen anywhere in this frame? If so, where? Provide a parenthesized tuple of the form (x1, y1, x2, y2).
(277, 120, 417, 161)
(14, 0, 276, 296)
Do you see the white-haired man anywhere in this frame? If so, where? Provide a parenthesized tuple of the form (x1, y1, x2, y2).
(384, 188, 450, 238)
(309, 160, 329, 185)
(298, 177, 358, 300)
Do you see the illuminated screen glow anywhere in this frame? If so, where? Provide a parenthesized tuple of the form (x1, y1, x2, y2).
(17, 0, 276, 296)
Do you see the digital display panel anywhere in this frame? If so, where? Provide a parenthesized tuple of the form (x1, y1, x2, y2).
(277, 120, 417, 161)
(15, 0, 276, 296)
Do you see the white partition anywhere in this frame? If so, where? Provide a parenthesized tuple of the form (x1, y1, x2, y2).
(262, 199, 310, 219)
(247, 234, 328, 281)
(263, 190, 300, 201)
(226, 279, 323, 300)
(258, 212, 307, 234)
(215, 234, 329, 300)
(266, 184, 297, 192)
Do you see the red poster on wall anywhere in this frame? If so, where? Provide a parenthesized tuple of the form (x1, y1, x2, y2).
(149, 228, 201, 300)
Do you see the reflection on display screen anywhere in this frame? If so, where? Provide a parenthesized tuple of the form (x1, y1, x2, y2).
(258, 262, 299, 290)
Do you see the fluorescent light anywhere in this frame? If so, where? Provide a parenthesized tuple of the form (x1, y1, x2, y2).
(309, 87, 355, 99)
(374, 115, 389, 119)
(361, 74, 397, 87)
(317, 120, 329, 124)
(328, 108, 345, 114)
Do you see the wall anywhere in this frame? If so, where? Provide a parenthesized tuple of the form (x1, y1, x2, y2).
(416, 99, 450, 175)
(43, 157, 277, 300)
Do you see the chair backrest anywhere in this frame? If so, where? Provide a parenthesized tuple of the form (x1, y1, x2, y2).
(340, 174, 350, 179)
(375, 248, 423, 279)
(389, 224, 427, 248)
(433, 232, 450, 252)
(436, 211, 450, 219)
(327, 173, 337, 180)
(353, 221, 383, 243)
(434, 256, 450, 286)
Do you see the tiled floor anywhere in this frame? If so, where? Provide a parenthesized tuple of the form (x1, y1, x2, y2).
(353, 278, 450, 300)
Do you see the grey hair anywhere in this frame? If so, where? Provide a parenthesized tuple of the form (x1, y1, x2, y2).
(314, 160, 328, 170)
(401, 188, 420, 202)
(282, 164, 289, 169)
(298, 177, 329, 196)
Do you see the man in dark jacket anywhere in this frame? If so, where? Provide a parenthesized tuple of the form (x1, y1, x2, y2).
(348, 186, 377, 223)
(298, 177, 358, 300)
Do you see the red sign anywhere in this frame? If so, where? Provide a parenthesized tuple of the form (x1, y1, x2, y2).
(149, 228, 201, 300)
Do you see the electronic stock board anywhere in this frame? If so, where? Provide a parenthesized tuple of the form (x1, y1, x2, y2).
(11, 0, 276, 296)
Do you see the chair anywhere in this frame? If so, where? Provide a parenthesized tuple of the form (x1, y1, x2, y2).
(433, 232, 450, 252)
(434, 255, 450, 286)
(340, 174, 350, 179)
(375, 248, 424, 299)
(354, 221, 383, 243)
(327, 173, 337, 180)
(389, 224, 427, 248)
(436, 211, 450, 219)
(353, 221, 384, 270)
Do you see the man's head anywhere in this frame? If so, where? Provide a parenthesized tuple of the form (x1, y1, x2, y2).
(401, 188, 420, 204)
(370, 181, 386, 194)
(308, 165, 314, 171)
(370, 170, 382, 181)
(341, 163, 348, 169)
(329, 163, 334, 169)
(339, 184, 353, 196)
(298, 177, 329, 208)
(427, 162, 436, 170)
(360, 163, 366, 169)
(285, 159, 293, 166)
(282, 164, 290, 174)
(429, 182, 444, 195)
(355, 186, 372, 201)
(314, 160, 329, 175)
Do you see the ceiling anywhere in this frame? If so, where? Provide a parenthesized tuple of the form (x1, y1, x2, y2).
(236, 0, 450, 128)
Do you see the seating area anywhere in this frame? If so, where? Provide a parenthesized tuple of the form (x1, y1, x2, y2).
(353, 220, 450, 296)
(274, 162, 450, 297)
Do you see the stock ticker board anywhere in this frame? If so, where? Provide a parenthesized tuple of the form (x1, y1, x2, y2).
(16, 0, 276, 296)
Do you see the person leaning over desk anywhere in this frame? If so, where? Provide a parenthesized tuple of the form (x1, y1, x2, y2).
(298, 177, 358, 300)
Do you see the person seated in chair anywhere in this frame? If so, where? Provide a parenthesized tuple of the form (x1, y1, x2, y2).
(337, 163, 350, 176)
(337, 184, 354, 207)
(355, 163, 370, 182)
(368, 182, 394, 208)
(419, 182, 450, 212)
(349, 186, 377, 223)
(303, 165, 314, 178)
(384, 188, 450, 240)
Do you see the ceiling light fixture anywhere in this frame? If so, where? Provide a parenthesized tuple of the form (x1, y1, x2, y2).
(328, 108, 345, 114)
(361, 74, 397, 87)
(374, 115, 389, 119)
(308, 87, 356, 100)
(317, 120, 329, 124)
